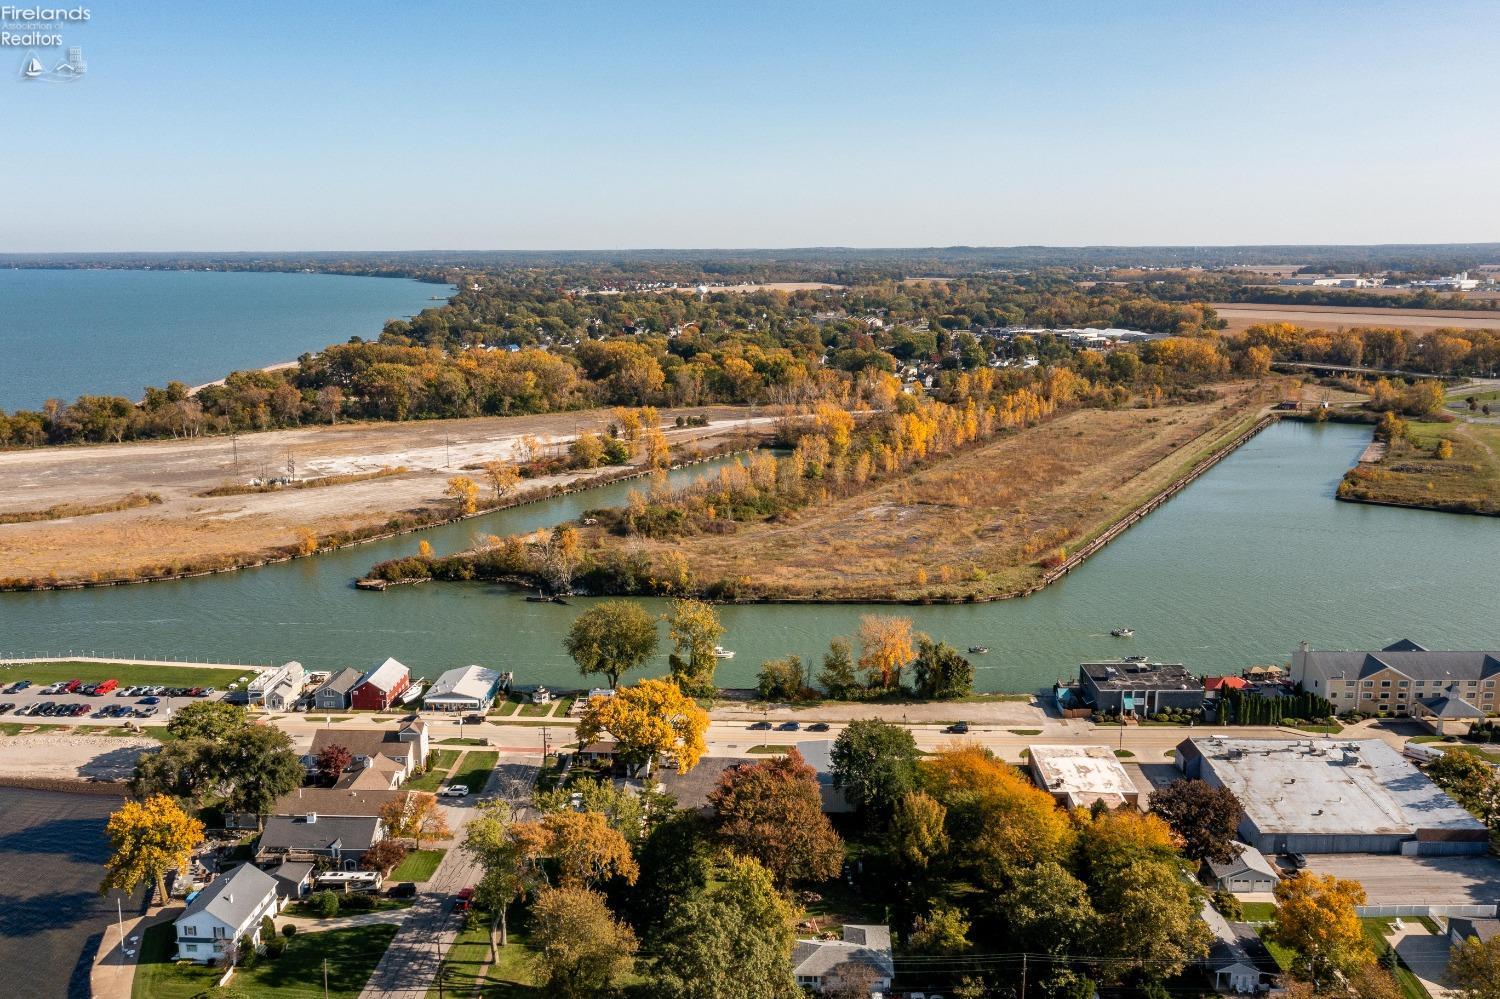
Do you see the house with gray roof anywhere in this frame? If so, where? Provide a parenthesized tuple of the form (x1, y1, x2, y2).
(1202, 841, 1281, 894)
(312, 667, 365, 711)
(1293, 640, 1500, 719)
(174, 863, 281, 963)
(791, 924, 893, 994)
(257, 813, 384, 870)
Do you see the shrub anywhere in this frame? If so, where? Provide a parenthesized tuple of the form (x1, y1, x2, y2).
(282, 923, 296, 938)
(313, 889, 340, 918)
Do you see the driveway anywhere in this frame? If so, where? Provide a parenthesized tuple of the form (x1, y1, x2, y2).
(1392, 925, 1455, 998)
(358, 754, 540, 999)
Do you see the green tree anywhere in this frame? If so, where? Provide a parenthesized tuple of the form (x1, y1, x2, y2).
(666, 598, 724, 697)
(1093, 859, 1211, 982)
(1149, 778, 1244, 863)
(629, 809, 712, 942)
(1428, 751, 1497, 813)
(909, 901, 972, 955)
(1450, 932, 1500, 999)
(530, 886, 638, 999)
(911, 639, 974, 699)
(565, 599, 660, 688)
(830, 719, 919, 819)
(889, 791, 948, 870)
(461, 800, 545, 953)
(166, 700, 247, 741)
(757, 656, 803, 701)
(816, 638, 859, 699)
(1003, 861, 1097, 957)
(647, 855, 801, 999)
(218, 725, 305, 818)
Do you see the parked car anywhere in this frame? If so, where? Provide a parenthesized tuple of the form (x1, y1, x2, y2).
(0, 704, 13, 716)
(6, 681, 30, 694)
(388, 882, 418, 899)
(95, 679, 119, 695)
(136, 706, 157, 718)
(61, 680, 82, 694)
(945, 722, 970, 734)
(1286, 853, 1308, 870)
(454, 886, 476, 912)
(807, 722, 830, 732)
(777, 721, 801, 731)
(749, 721, 772, 730)
(72, 704, 91, 717)
(139, 696, 161, 705)
(440, 785, 470, 798)
(199, 687, 216, 697)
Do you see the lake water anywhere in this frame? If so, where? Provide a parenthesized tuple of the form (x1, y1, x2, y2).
(0, 420, 1495, 691)
(0, 269, 447, 410)
(0, 788, 136, 999)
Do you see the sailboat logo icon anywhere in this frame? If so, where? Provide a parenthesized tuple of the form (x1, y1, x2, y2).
(19, 48, 86, 83)
(22, 55, 45, 79)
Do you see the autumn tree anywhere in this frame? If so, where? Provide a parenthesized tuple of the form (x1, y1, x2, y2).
(890, 790, 949, 870)
(360, 840, 409, 875)
(824, 961, 884, 999)
(530, 886, 638, 999)
(543, 524, 582, 592)
(462, 801, 547, 953)
(830, 719, 919, 819)
(708, 748, 844, 886)
(379, 791, 452, 849)
(817, 638, 859, 699)
(1149, 778, 1244, 863)
(911, 639, 974, 699)
(1270, 871, 1371, 986)
(647, 854, 800, 999)
(857, 614, 915, 689)
(1093, 858, 1211, 983)
(314, 743, 353, 785)
(100, 795, 204, 902)
(666, 598, 724, 697)
(570, 432, 606, 468)
(533, 775, 653, 848)
(446, 475, 480, 515)
(483, 460, 520, 501)
(564, 599, 659, 688)
(543, 810, 640, 888)
(1450, 932, 1500, 999)
(576, 677, 709, 776)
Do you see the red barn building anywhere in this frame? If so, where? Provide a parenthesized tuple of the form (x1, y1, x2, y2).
(349, 657, 411, 711)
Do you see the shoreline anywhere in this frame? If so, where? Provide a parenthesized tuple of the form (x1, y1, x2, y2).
(373, 411, 1283, 606)
(0, 438, 760, 594)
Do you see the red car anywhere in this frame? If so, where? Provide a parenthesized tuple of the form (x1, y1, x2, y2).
(94, 679, 118, 695)
(454, 887, 476, 912)
(61, 679, 83, 694)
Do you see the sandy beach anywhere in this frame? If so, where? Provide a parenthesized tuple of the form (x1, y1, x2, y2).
(0, 734, 155, 782)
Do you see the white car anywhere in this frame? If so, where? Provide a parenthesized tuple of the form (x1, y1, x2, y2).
(439, 785, 470, 798)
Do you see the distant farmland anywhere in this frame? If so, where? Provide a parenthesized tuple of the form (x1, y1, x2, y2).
(1213, 303, 1500, 334)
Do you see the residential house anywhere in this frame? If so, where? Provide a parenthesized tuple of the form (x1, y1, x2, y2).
(271, 786, 405, 819)
(311, 667, 365, 711)
(248, 661, 304, 712)
(1292, 640, 1500, 718)
(791, 924, 894, 995)
(265, 860, 315, 901)
(1202, 901, 1280, 994)
(174, 863, 281, 963)
(257, 813, 384, 870)
(422, 665, 505, 713)
(349, 657, 411, 711)
(1449, 916, 1500, 947)
(309, 719, 429, 785)
(1202, 841, 1281, 894)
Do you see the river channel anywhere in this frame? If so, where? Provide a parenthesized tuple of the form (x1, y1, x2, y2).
(1, 420, 1496, 691)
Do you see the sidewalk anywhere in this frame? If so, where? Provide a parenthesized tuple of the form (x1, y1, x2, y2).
(89, 904, 179, 999)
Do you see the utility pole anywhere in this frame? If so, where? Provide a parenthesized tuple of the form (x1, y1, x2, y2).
(445, 435, 452, 468)
(230, 432, 239, 475)
(1020, 953, 1027, 999)
(116, 897, 125, 964)
(323, 958, 329, 999)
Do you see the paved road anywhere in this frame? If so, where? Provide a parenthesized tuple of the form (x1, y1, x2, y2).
(359, 754, 540, 999)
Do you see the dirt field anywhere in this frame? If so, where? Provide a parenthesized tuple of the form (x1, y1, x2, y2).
(610, 382, 1273, 601)
(0, 406, 763, 585)
(1213, 302, 1500, 333)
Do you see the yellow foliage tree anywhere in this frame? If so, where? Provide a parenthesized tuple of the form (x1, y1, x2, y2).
(1270, 871, 1370, 984)
(541, 810, 640, 888)
(418, 539, 434, 558)
(576, 677, 708, 777)
(446, 475, 480, 515)
(295, 527, 318, 556)
(857, 614, 915, 689)
(484, 461, 520, 501)
(100, 795, 204, 902)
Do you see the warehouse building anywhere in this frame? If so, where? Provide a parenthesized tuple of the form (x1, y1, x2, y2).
(1175, 737, 1487, 856)
(1028, 744, 1140, 810)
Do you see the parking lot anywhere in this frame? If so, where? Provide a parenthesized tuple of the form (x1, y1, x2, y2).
(0, 675, 226, 724)
(1305, 853, 1500, 907)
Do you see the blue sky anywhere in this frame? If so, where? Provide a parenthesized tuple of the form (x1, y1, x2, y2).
(7, 0, 1499, 251)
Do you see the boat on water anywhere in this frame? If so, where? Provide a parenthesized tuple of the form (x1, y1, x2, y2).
(968, 646, 989, 654)
(524, 591, 570, 605)
(714, 646, 735, 660)
(1110, 627, 1135, 638)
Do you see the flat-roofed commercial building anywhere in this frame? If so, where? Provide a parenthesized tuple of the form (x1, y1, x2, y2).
(1175, 736, 1487, 856)
(1028, 744, 1140, 810)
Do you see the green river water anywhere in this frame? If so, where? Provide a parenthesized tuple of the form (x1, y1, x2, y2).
(1, 420, 1495, 692)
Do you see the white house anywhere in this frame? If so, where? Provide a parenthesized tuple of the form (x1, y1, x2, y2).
(248, 661, 304, 711)
(174, 863, 281, 963)
(791, 924, 894, 994)
(422, 665, 505, 713)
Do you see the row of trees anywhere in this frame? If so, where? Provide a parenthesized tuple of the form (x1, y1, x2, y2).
(1234, 321, 1500, 378)
(758, 616, 974, 702)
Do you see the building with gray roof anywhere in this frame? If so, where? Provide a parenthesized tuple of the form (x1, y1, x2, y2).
(312, 667, 365, 711)
(1293, 639, 1500, 719)
(1074, 658, 1203, 717)
(1176, 736, 1488, 856)
(174, 863, 281, 962)
(258, 813, 384, 869)
(792, 924, 893, 994)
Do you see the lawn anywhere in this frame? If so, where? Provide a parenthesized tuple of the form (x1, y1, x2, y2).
(1339, 417, 1500, 516)
(438, 737, 489, 746)
(518, 701, 553, 717)
(491, 699, 520, 717)
(747, 744, 793, 754)
(391, 848, 447, 882)
(448, 751, 499, 792)
(1361, 918, 1434, 999)
(0, 661, 246, 689)
(1240, 901, 1276, 922)
(429, 918, 544, 998)
(1256, 925, 1298, 974)
(405, 749, 460, 792)
(134, 922, 398, 999)
(1008, 729, 1042, 736)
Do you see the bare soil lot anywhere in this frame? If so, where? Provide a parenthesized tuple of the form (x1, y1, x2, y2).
(1214, 303, 1500, 334)
(0, 406, 758, 585)
(610, 382, 1272, 601)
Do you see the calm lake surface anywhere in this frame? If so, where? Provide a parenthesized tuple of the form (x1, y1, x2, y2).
(0, 269, 446, 410)
(1, 420, 1496, 690)
(0, 788, 136, 999)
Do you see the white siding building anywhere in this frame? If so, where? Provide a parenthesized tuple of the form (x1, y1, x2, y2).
(174, 863, 281, 963)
